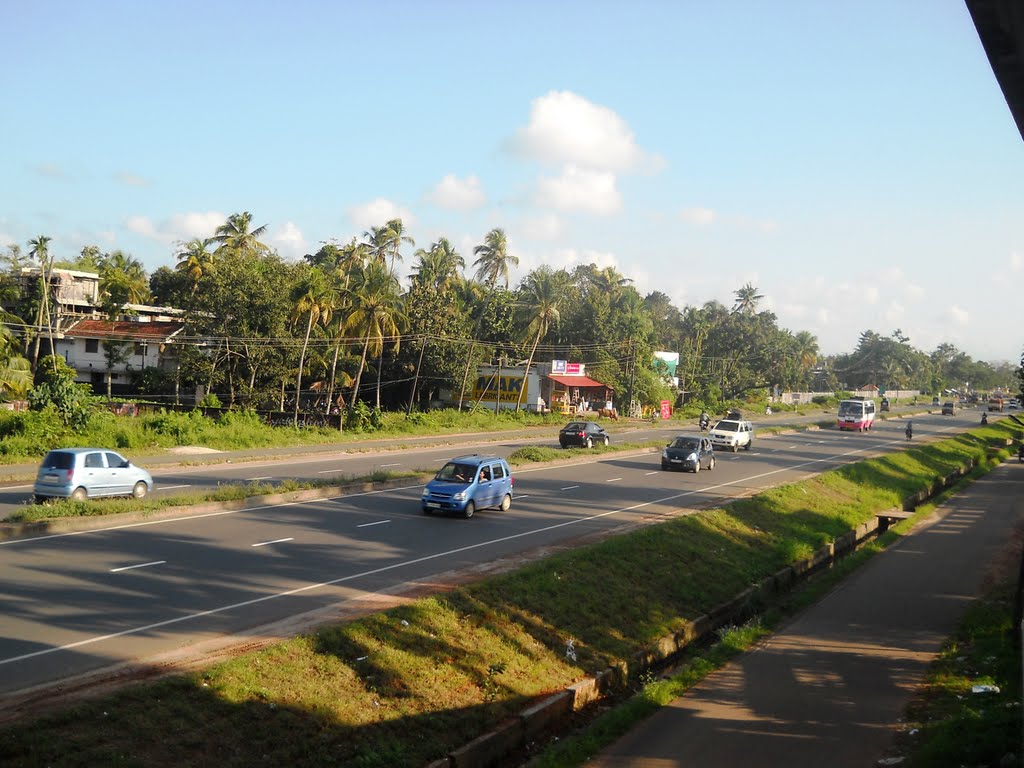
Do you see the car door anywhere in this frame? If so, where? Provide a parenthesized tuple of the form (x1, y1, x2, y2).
(491, 462, 510, 505)
(104, 451, 132, 495)
(476, 464, 495, 508)
(82, 451, 114, 496)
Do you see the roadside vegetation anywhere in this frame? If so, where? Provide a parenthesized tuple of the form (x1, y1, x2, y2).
(0, 422, 1018, 768)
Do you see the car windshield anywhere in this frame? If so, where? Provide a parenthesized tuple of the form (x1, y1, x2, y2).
(435, 462, 476, 483)
(838, 402, 865, 417)
(713, 420, 740, 432)
(670, 438, 700, 450)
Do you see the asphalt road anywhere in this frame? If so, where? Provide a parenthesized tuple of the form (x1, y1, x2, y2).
(0, 409, 994, 700)
(587, 440, 1024, 768)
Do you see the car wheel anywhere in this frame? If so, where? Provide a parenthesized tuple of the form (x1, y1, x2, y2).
(603, 436, 609, 446)
(693, 461, 700, 473)
(745, 440, 752, 451)
(71, 487, 88, 502)
(661, 462, 668, 470)
(586, 438, 593, 449)
(422, 506, 432, 515)
(463, 500, 475, 519)
(708, 456, 715, 470)
(132, 481, 148, 499)
(732, 445, 738, 453)
(499, 493, 512, 512)
(33, 495, 47, 504)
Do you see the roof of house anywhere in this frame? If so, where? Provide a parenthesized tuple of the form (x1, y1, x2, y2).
(62, 319, 185, 342)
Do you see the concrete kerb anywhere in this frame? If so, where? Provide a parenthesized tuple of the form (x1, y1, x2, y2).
(428, 452, 986, 768)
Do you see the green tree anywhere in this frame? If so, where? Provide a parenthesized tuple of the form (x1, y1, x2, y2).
(28, 235, 55, 372)
(212, 212, 270, 260)
(732, 283, 764, 314)
(175, 238, 215, 294)
(290, 266, 336, 424)
(343, 260, 405, 413)
(513, 267, 561, 412)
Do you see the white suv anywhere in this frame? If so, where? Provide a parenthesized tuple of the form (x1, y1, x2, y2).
(708, 419, 755, 452)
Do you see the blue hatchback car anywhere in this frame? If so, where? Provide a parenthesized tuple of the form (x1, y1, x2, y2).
(421, 455, 513, 518)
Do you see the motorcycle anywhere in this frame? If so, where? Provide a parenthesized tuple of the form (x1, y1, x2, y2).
(699, 415, 710, 432)
(981, 413, 988, 426)
(905, 423, 913, 441)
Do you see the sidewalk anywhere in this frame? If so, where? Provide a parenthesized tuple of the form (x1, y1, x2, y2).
(587, 460, 1024, 767)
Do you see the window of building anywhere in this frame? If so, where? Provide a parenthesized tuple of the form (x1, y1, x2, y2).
(85, 338, 99, 353)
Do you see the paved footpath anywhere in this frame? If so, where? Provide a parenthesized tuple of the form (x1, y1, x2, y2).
(589, 460, 1024, 768)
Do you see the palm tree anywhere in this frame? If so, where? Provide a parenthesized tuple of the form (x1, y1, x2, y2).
(212, 212, 270, 259)
(0, 322, 31, 400)
(28, 235, 54, 371)
(411, 238, 464, 291)
(175, 238, 215, 293)
(732, 283, 764, 314)
(363, 219, 413, 276)
(514, 267, 561, 412)
(343, 260, 405, 413)
(793, 331, 819, 386)
(290, 267, 337, 425)
(472, 228, 517, 288)
(457, 228, 519, 408)
(99, 250, 150, 309)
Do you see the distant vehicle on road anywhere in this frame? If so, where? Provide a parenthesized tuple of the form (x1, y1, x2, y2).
(836, 398, 876, 432)
(661, 434, 715, 472)
(558, 421, 610, 449)
(708, 419, 754, 452)
(421, 455, 513, 518)
(941, 401, 955, 415)
(33, 448, 152, 503)
(880, 397, 890, 412)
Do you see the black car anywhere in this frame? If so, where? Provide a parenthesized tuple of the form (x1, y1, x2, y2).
(558, 421, 610, 448)
(661, 434, 715, 472)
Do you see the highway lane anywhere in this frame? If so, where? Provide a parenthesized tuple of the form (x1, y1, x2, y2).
(0, 410, 983, 696)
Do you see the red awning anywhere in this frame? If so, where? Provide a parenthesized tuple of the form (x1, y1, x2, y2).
(547, 374, 610, 389)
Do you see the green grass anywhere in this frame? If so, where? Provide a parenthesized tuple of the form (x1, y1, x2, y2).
(0, 423, 1018, 768)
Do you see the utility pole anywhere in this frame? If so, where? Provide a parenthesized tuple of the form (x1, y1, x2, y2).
(625, 338, 636, 418)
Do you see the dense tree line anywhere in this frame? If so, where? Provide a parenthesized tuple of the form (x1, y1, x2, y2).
(1, 213, 1019, 418)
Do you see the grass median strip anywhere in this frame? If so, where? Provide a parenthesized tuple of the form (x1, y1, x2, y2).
(0, 423, 1017, 768)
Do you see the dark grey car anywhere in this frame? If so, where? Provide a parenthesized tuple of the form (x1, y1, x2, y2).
(558, 421, 610, 448)
(661, 434, 715, 472)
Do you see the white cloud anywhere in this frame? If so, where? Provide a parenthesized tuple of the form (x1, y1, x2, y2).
(347, 198, 415, 231)
(864, 285, 880, 304)
(520, 213, 563, 241)
(882, 301, 905, 325)
(680, 207, 716, 224)
(124, 211, 226, 244)
(425, 174, 485, 210)
(269, 221, 306, 260)
(948, 305, 969, 325)
(535, 166, 621, 215)
(0, 232, 14, 247)
(114, 172, 150, 187)
(510, 91, 662, 173)
(1011, 251, 1022, 272)
(905, 283, 925, 299)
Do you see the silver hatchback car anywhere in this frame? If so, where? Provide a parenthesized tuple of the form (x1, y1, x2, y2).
(33, 448, 154, 503)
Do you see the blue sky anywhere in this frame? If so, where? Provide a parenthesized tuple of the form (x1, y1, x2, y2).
(3, 1, 1022, 363)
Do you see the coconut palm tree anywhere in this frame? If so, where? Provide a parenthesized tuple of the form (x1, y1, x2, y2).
(457, 228, 519, 408)
(363, 219, 413, 276)
(732, 283, 764, 314)
(99, 250, 150, 309)
(290, 266, 337, 425)
(28, 235, 54, 371)
(212, 212, 270, 259)
(793, 331, 819, 386)
(175, 238, 215, 293)
(514, 267, 561, 412)
(343, 260, 406, 413)
(410, 238, 464, 291)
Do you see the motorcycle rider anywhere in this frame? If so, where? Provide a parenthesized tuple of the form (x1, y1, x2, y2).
(905, 421, 913, 441)
(699, 411, 710, 431)
(981, 412, 988, 425)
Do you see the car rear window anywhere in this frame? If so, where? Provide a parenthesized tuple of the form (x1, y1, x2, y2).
(41, 451, 74, 470)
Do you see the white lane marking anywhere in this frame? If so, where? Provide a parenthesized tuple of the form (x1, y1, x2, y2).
(247, 476, 273, 482)
(561, 485, 580, 491)
(0, 439, 890, 668)
(110, 561, 165, 573)
(515, 494, 529, 499)
(357, 520, 390, 528)
(317, 469, 341, 474)
(645, 472, 659, 476)
(252, 538, 293, 547)
(606, 477, 622, 482)
(378, 463, 401, 468)
(156, 484, 189, 491)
